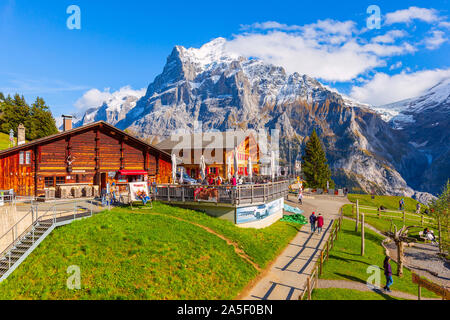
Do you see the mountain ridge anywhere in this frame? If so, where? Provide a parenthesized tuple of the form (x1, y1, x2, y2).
(74, 38, 448, 200)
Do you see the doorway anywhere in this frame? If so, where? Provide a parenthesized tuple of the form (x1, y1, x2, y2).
(100, 172, 107, 191)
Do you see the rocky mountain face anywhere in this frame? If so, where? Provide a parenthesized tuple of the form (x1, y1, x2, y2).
(73, 90, 144, 128)
(77, 38, 448, 200)
(371, 79, 450, 196)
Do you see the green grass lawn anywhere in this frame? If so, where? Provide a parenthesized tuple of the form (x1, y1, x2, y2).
(311, 288, 407, 300)
(317, 219, 438, 299)
(347, 193, 426, 213)
(0, 203, 300, 299)
(0, 132, 14, 150)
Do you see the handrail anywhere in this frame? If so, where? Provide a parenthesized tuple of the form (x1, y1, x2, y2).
(0, 200, 97, 260)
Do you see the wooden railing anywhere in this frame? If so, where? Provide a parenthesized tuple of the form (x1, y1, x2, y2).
(299, 207, 344, 300)
(353, 203, 437, 229)
(154, 180, 290, 206)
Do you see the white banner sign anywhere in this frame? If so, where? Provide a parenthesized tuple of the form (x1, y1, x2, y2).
(128, 182, 150, 202)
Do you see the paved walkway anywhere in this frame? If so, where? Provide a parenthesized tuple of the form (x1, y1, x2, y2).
(241, 194, 350, 300)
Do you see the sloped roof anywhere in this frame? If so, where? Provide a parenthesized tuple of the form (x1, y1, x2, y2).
(0, 121, 171, 161)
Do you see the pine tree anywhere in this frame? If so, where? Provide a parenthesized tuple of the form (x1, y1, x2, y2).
(28, 97, 58, 140)
(301, 129, 333, 189)
(0, 94, 30, 134)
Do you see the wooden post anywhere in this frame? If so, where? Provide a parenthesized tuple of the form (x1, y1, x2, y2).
(418, 284, 421, 301)
(438, 218, 442, 253)
(402, 209, 406, 226)
(421, 214, 424, 226)
(355, 199, 359, 232)
(378, 207, 381, 219)
(320, 251, 324, 275)
(361, 213, 365, 256)
(315, 268, 319, 289)
(326, 241, 329, 260)
(307, 276, 311, 300)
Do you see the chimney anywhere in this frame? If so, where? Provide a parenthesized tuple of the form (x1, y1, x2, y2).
(17, 123, 25, 145)
(62, 115, 73, 132)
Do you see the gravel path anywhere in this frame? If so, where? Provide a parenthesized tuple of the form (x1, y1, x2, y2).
(344, 216, 450, 289)
(317, 279, 439, 300)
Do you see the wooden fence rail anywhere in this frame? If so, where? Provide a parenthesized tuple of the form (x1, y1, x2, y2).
(300, 207, 344, 300)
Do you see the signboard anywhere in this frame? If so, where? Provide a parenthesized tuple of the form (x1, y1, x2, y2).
(108, 171, 116, 178)
(128, 182, 150, 202)
(236, 198, 284, 224)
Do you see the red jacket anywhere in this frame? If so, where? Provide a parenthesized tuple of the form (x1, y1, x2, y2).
(317, 215, 324, 228)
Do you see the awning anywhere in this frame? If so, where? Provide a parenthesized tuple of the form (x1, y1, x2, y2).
(118, 170, 148, 176)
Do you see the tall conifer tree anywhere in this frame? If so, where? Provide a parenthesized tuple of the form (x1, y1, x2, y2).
(301, 129, 333, 189)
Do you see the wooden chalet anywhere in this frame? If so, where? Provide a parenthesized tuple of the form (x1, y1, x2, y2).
(0, 120, 172, 197)
(156, 131, 260, 180)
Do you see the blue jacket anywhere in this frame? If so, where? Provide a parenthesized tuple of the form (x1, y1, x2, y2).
(309, 214, 316, 224)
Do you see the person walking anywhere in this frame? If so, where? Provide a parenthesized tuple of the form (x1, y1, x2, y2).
(316, 213, 324, 234)
(416, 202, 421, 214)
(297, 190, 303, 205)
(309, 212, 317, 233)
(399, 198, 405, 210)
(383, 256, 393, 292)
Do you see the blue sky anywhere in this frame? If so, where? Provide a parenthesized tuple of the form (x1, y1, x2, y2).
(1, 0, 449, 119)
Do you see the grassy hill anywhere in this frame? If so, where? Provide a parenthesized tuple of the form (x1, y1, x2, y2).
(0, 132, 14, 150)
(0, 202, 300, 300)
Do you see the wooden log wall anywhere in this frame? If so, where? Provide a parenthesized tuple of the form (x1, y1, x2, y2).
(0, 125, 172, 196)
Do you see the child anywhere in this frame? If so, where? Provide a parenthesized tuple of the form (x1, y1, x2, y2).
(383, 256, 393, 292)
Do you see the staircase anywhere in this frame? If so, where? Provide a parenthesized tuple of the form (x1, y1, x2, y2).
(0, 200, 100, 282)
(0, 219, 54, 281)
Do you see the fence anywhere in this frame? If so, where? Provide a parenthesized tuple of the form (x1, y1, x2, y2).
(299, 207, 344, 300)
(0, 200, 103, 259)
(353, 204, 438, 229)
(154, 180, 290, 206)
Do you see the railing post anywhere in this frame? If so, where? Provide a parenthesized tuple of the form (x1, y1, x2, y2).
(251, 185, 254, 204)
(355, 199, 359, 232)
(167, 186, 170, 202)
(403, 209, 406, 226)
(315, 268, 319, 289)
(320, 250, 324, 275)
(307, 276, 311, 300)
(421, 214, 424, 226)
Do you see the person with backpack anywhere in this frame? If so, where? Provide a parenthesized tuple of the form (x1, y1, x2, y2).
(383, 256, 393, 292)
(309, 212, 317, 233)
(316, 213, 324, 234)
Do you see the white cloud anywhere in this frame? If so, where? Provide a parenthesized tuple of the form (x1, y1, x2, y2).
(74, 86, 146, 111)
(439, 21, 450, 28)
(350, 69, 450, 106)
(389, 61, 402, 70)
(226, 31, 384, 82)
(371, 30, 408, 43)
(225, 23, 417, 82)
(424, 30, 447, 49)
(385, 7, 440, 25)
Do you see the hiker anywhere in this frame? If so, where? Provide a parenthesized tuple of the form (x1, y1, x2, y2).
(424, 208, 429, 215)
(316, 213, 324, 234)
(383, 256, 393, 292)
(399, 198, 405, 210)
(416, 203, 421, 214)
(309, 212, 317, 233)
(297, 191, 303, 205)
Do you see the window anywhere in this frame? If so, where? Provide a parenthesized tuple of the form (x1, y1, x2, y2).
(44, 177, 54, 188)
(25, 152, 31, 165)
(19, 152, 24, 165)
(56, 176, 65, 185)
